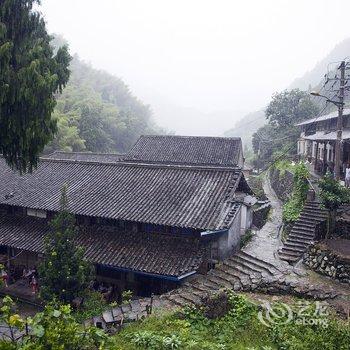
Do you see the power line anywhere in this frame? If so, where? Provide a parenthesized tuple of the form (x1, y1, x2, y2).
(258, 102, 331, 174)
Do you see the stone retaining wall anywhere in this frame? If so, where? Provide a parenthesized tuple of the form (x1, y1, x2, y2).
(304, 243, 350, 284)
(334, 220, 350, 240)
(252, 203, 271, 229)
(269, 168, 293, 202)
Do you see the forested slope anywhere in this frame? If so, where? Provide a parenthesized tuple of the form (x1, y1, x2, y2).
(45, 36, 162, 154)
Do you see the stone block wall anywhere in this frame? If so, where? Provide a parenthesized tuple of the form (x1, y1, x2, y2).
(334, 220, 350, 239)
(304, 243, 350, 284)
(252, 203, 271, 229)
(269, 168, 293, 202)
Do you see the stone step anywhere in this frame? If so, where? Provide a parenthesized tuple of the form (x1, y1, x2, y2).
(283, 240, 308, 249)
(303, 203, 324, 209)
(280, 247, 303, 257)
(296, 216, 321, 224)
(220, 264, 252, 286)
(294, 219, 315, 227)
(227, 256, 265, 276)
(278, 251, 302, 262)
(206, 274, 233, 289)
(184, 286, 207, 300)
(292, 225, 315, 234)
(301, 209, 328, 217)
(213, 266, 240, 285)
(279, 251, 300, 263)
(300, 212, 327, 220)
(231, 252, 275, 276)
(282, 244, 306, 253)
(288, 233, 314, 242)
(195, 276, 222, 290)
(237, 251, 278, 274)
(162, 294, 189, 308)
(102, 309, 114, 324)
(223, 259, 254, 279)
(290, 228, 315, 238)
(183, 281, 208, 293)
(212, 265, 243, 291)
(178, 290, 202, 305)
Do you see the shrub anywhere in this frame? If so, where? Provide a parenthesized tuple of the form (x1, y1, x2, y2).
(282, 163, 309, 224)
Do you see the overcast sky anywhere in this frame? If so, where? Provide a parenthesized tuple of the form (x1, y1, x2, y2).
(40, 0, 350, 134)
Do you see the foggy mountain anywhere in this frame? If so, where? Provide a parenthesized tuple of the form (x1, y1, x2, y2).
(289, 38, 350, 91)
(146, 96, 247, 136)
(225, 38, 350, 148)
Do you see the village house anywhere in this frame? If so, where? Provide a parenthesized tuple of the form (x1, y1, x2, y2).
(0, 135, 252, 297)
(296, 108, 350, 178)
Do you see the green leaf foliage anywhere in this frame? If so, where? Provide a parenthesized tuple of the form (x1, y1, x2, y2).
(252, 89, 319, 168)
(44, 35, 165, 155)
(39, 185, 92, 304)
(282, 162, 309, 223)
(319, 172, 350, 211)
(0, 298, 111, 349)
(113, 291, 350, 350)
(318, 173, 350, 237)
(0, 1, 71, 172)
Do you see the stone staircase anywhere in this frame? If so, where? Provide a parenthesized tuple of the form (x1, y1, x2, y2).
(159, 251, 283, 308)
(279, 200, 328, 264)
(87, 248, 338, 330)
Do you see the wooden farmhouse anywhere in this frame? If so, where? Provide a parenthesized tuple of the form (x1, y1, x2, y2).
(296, 108, 350, 178)
(0, 135, 253, 297)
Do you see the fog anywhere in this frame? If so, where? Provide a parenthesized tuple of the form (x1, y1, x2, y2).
(41, 0, 350, 135)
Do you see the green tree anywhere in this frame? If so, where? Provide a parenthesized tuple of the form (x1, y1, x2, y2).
(46, 111, 85, 153)
(0, 0, 70, 172)
(319, 173, 350, 237)
(78, 104, 113, 152)
(39, 185, 92, 303)
(266, 89, 319, 128)
(0, 296, 110, 349)
(42, 39, 165, 155)
(252, 89, 319, 167)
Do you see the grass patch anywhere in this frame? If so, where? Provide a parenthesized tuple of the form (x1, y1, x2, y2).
(112, 292, 350, 350)
(240, 229, 255, 248)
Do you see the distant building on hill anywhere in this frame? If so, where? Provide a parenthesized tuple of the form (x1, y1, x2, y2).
(0, 135, 252, 297)
(296, 109, 350, 179)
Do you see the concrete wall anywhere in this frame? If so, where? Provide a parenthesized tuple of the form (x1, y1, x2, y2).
(217, 206, 242, 259)
(240, 205, 253, 235)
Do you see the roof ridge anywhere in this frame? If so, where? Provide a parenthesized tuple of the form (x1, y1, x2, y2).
(139, 134, 241, 140)
(39, 157, 242, 172)
(49, 151, 125, 156)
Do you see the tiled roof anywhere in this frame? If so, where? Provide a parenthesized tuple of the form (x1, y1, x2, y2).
(296, 108, 350, 126)
(0, 157, 244, 231)
(124, 135, 243, 167)
(46, 151, 124, 163)
(0, 215, 205, 278)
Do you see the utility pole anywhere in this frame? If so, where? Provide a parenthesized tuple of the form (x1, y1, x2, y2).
(334, 61, 345, 180)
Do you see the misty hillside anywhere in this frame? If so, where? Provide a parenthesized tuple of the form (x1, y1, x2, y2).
(148, 98, 247, 136)
(223, 110, 265, 146)
(289, 38, 350, 90)
(225, 38, 350, 148)
(46, 36, 162, 154)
